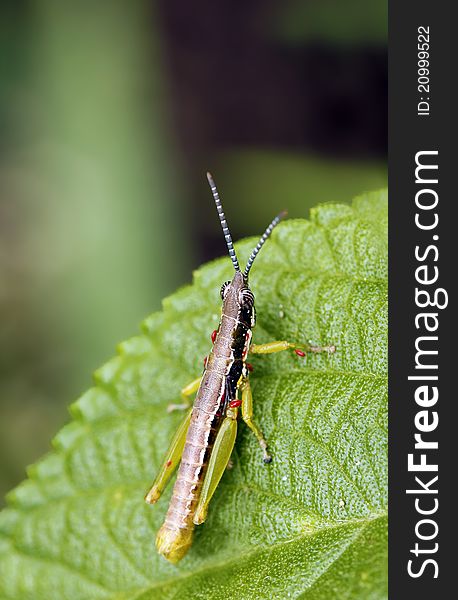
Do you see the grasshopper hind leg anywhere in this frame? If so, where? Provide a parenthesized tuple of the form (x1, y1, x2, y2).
(146, 376, 201, 503)
(193, 410, 238, 525)
(145, 407, 193, 504)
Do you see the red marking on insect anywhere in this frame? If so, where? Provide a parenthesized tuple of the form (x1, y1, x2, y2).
(246, 362, 254, 372)
(166, 460, 172, 468)
(294, 349, 306, 357)
(229, 400, 242, 408)
(203, 356, 208, 368)
(211, 329, 218, 343)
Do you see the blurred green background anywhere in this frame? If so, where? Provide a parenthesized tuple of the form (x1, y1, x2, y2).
(0, 0, 386, 503)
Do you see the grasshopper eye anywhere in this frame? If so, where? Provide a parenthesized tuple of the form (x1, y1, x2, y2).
(240, 288, 255, 307)
(220, 281, 231, 300)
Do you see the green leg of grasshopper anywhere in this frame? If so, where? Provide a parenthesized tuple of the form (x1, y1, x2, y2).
(193, 407, 238, 525)
(145, 376, 202, 503)
(167, 376, 201, 412)
(245, 340, 335, 462)
(145, 406, 192, 504)
(250, 340, 336, 355)
(240, 378, 272, 463)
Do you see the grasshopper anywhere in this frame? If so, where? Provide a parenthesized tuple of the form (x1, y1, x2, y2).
(145, 173, 335, 563)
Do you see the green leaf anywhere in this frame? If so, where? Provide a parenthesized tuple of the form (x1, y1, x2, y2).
(0, 191, 387, 599)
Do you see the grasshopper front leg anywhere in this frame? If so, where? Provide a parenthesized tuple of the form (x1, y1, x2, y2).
(145, 406, 193, 504)
(250, 340, 336, 356)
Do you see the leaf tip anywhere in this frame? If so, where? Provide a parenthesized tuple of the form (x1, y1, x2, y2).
(51, 421, 87, 451)
(5, 479, 45, 509)
(93, 356, 122, 386)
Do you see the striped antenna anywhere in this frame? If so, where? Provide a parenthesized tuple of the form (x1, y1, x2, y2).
(207, 172, 241, 272)
(243, 210, 287, 279)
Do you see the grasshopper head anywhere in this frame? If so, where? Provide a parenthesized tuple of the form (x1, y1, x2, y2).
(220, 271, 255, 327)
